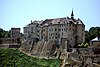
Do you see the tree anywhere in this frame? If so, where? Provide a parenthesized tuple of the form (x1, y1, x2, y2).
(0, 28, 11, 38)
(85, 31, 90, 43)
(85, 26, 100, 43)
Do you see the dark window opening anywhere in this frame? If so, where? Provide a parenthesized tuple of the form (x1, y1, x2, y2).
(51, 33, 52, 35)
(69, 28, 71, 30)
(55, 37, 57, 39)
(64, 28, 66, 31)
(59, 29, 61, 31)
(62, 33, 63, 35)
(56, 33, 57, 35)
(58, 22, 60, 24)
(37, 30, 39, 32)
(62, 29, 63, 31)
(55, 28, 57, 31)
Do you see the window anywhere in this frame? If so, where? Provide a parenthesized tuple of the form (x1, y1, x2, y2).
(59, 29, 61, 31)
(82, 29, 84, 31)
(69, 28, 71, 30)
(52, 29, 53, 31)
(36, 24, 38, 27)
(82, 33, 83, 35)
(55, 28, 57, 31)
(73, 29, 74, 31)
(38, 35, 39, 37)
(64, 28, 66, 31)
(62, 33, 63, 35)
(66, 23, 68, 26)
(41, 36, 43, 39)
(31, 27, 33, 33)
(62, 29, 63, 31)
(49, 29, 50, 31)
(59, 34, 60, 36)
(58, 22, 60, 24)
(69, 23, 71, 26)
(25, 29, 27, 33)
(73, 33, 74, 35)
(49, 37, 51, 39)
(49, 33, 50, 36)
(28, 31, 30, 33)
(51, 33, 52, 35)
(55, 37, 57, 39)
(37, 30, 39, 32)
(43, 29, 45, 32)
(56, 33, 57, 35)
(75, 29, 77, 31)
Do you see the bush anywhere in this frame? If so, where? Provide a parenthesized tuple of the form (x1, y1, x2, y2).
(77, 43, 89, 48)
(0, 48, 61, 67)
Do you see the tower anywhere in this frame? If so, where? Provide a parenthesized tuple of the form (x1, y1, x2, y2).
(71, 9, 74, 19)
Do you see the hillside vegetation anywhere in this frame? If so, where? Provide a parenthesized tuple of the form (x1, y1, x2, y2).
(0, 28, 10, 38)
(0, 48, 61, 67)
(85, 27, 100, 43)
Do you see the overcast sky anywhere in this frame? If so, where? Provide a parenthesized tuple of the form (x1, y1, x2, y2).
(0, 0, 100, 33)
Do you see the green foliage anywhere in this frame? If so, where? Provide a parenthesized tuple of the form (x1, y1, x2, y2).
(80, 43, 84, 47)
(84, 43, 89, 48)
(77, 43, 89, 48)
(85, 26, 100, 43)
(85, 27, 100, 43)
(0, 48, 61, 67)
(85, 31, 90, 43)
(0, 28, 11, 38)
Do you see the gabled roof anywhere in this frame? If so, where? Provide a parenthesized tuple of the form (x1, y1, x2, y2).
(33, 17, 85, 27)
(40, 19, 53, 26)
(41, 17, 67, 25)
(60, 17, 66, 22)
(51, 18, 60, 24)
(91, 37, 100, 42)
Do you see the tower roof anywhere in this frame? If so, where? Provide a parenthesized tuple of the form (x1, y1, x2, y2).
(71, 9, 74, 19)
(71, 9, 74, 16)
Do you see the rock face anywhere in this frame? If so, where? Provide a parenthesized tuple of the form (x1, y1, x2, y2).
(68, 48, 100, 66)
(20, 37, 100, 67)
(20, 37, 68, 59)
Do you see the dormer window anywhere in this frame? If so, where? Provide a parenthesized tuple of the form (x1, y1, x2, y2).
(49, 23, 52, 25)
(58, 22, 60, 24)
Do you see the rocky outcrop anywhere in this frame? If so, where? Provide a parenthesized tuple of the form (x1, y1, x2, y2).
(20, 37, 68, 59)
(20, 37, 100, 67)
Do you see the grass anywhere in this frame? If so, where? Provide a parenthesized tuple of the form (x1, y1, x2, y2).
(0, 48, 61, 67)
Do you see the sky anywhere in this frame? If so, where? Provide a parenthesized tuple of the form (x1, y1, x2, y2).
(0, 0, 100, 33)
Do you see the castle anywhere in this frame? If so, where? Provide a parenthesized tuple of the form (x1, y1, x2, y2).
(23, 10, 85, 47)
(22, 11, 100, 66)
